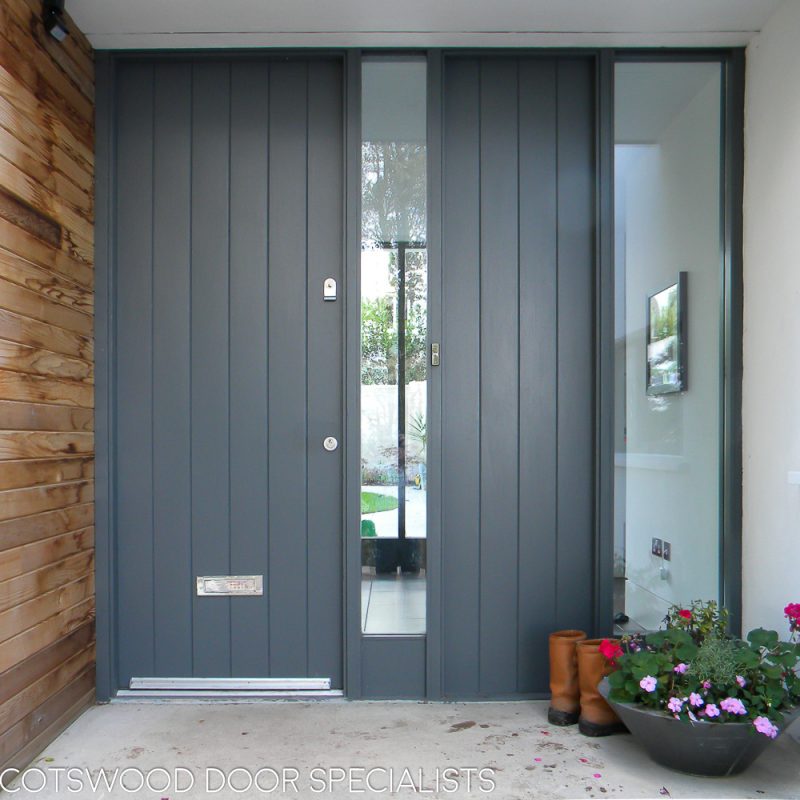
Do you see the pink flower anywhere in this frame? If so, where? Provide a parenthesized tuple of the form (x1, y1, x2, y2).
(753, 716, 779, 739)
(677, 609, 692, 621)
(704, 704, 721, 718)
(702, 680, 712, 690)
(689, 692, 704, 707)
(667, 697, 684, 713)
(640, 675, 658, 693)
(785, 603, 800, 632)
(599, 639, 624, 665)
(736, 675, 746, 688)
(673, 663, 688, 674)
(720, 697, 747, 716)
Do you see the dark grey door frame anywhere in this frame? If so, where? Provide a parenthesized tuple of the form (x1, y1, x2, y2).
(94, 47, 744, 702)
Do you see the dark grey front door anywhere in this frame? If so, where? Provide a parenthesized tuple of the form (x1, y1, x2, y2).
(439, 56, 596, 697)
(112, 58, 344, 688)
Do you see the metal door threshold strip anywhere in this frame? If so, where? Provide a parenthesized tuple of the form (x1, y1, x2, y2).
(120, 677, 342, 699)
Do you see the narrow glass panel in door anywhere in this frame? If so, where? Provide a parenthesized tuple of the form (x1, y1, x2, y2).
(360, 57, 427, 634)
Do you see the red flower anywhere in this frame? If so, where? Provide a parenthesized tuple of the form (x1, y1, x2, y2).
(786, 603, 800, 632)
(677, 609, 692, 621)
(599, 639, 624, 664)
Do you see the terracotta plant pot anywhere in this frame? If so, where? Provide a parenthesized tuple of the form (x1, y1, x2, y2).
(599, 678, 800, 776)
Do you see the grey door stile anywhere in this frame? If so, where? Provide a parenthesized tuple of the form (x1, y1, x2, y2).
(112, 56, 344, 689)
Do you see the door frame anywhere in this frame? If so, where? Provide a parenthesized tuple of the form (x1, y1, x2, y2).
(94, 47, 744, 702)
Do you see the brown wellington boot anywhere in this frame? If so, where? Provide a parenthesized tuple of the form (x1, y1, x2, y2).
(577, 638, 627, 737)
(547, 630, 587, 725)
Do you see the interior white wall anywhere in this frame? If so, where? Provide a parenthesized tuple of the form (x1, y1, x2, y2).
(743, 0, 800, 638)
(616, 67, 722, 629)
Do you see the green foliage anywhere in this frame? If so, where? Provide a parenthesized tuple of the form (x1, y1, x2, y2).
(407, 412, 427, 449)
(665, 599, 729, 642)
(361, 491, 399, 514)
(688, 637, 748, 687)
(605, 599, 800, 731)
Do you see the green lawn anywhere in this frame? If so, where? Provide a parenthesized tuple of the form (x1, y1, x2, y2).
(361, 491, 399, 514)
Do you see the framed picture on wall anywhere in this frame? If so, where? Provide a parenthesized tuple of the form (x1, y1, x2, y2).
(646, 272, 687, 395)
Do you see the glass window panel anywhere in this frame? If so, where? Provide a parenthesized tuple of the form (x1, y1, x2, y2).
(613, 62, 723, 633)
(360, 58, 427, 635)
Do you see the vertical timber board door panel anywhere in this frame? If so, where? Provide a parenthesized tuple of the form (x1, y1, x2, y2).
(152, 62, 193, 678)
(112, 58, 344, 688)
(267, 62, 309, 679)
(440, 56, 595, 697)
(190, 62, 232, 679)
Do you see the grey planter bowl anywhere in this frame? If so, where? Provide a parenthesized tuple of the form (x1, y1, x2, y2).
(599, 678, 800, 777)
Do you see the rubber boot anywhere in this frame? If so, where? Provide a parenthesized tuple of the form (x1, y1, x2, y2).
(547, 630, 587, 725)
(577, 638, 627, 737)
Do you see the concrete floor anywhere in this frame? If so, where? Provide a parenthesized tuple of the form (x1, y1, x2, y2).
(9, 701, 800, 799)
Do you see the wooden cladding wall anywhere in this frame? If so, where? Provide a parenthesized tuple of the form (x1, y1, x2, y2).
(0, 0, 95, 771)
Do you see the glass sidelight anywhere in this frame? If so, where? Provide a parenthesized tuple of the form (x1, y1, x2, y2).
(613, 61, 724, 633)
(360, 57, 427, 635)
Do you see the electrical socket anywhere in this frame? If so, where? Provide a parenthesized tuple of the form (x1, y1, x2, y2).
(663, 541, 672, 561)
(651, 537, 663, 558)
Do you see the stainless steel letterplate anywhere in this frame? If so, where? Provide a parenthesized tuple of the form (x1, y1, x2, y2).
(323, 277, 337, 301)
(431, 342, 440, 366)
(196, 575, 263, 596)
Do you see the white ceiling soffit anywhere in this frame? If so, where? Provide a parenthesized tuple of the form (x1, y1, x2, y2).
(68, 0, 783, 50)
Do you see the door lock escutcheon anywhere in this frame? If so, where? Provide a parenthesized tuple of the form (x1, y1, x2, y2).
(323, 436, 339, 452)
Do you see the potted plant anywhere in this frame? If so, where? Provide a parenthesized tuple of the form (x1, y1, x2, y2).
(598, 601, 800, 776)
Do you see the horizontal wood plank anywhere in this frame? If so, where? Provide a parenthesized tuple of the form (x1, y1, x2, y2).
(0, 307, 92, 361)
(0, 643, 94, 737)
(0, 483, 93, 522)
(0, 685, 93, 775)
(0, 665, 94, 766)
(0, 0, 95, 769)
(18, 0, 94, 83)
(0, 64, 92, 176)
(0, 34, 93, 152)
(0, 211, 92, 295)
(0, 621, 93, 701)
(0, 127, 92, 215)
(0, 154, 93, 240)
(0, 551, 94, 614)
(0, 578, 93, 644)
(0, 432, 94, 461)
(0, 341, 92, 382)
(0, 275, 92, 335)
(0, 456, 93, 490)
(0, 219, 93, 291)
(0, 503, 93, 552)
(0, 95, 92, 195)
(2, 1, 94, 103)
(0, 600, 94, 674)
(0, 527, 93, 582)
(0, 370, 93, 408)
(0, 401, 92, 433)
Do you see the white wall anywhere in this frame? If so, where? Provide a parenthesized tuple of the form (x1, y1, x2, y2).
(361, 382, 426, 473)
(616, 67, 723, 629)
(743, 0, 800, 637)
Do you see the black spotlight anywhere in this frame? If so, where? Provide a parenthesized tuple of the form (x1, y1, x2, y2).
(42, 0, 69, 42)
